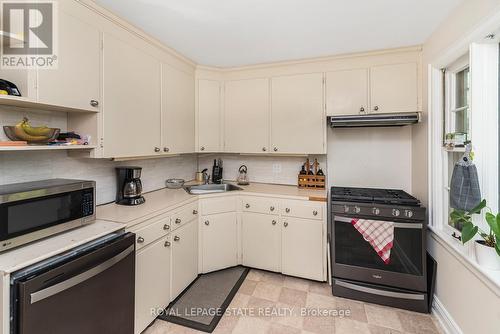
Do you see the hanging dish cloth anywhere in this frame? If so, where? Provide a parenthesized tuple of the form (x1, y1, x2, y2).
(449, 143, 481, 211)
(351, 219, 395, 264)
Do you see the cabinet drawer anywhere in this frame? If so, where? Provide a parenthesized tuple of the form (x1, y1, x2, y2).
(134, 215, 171, 250)
(200, 196, 237, 215)
(281, 200, 324, 220)
(172, 201, 199, 230)
(241, 196, 279, 215)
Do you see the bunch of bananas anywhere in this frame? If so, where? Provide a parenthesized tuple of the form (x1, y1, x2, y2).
(11, 117, 57, 142)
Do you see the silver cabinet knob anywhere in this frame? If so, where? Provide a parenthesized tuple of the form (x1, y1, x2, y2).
(154, 147, 161, 152)
(273, 147, 278, 152)
(245, 203, 250, 209)
(193, 209, 198, 215)
(90, 100, 99, 107)
(163, 147, 169, 153)
(200, 146, 205, 151)
(163, 224, 170, 230)
(175, 218, 181, 224)
(313, 210, 318, 216)
(270, 206, 275, 211)
(272, 220, 277, 225)
(373, 105, 379, 111)
(262, 147, 267, 152)
(137, 237, 145, 243)
(204, 220, 210, 226)
(285, 208, 290, 213)
(174, 236, 180, 241)
(164, 241, 171, 247)
(284, 222, 288, 227)
(359, 107, 365, 114)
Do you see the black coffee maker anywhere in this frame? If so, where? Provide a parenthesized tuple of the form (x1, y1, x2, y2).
(116, 166, 145, 206)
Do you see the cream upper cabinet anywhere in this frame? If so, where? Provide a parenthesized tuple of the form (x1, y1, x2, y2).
(271, 73, 325, 154)
(224, 78, 270, 153)
(197, 79, 222, 152)
(201, 212, 238, 273)
(326, 69, 369, 116)
(162, 64, 195, 154)
(102, 33, 161, 158)
(370, 63, 418, 113)
(37, 5, 100, 111)
(241, 212, 281, 272)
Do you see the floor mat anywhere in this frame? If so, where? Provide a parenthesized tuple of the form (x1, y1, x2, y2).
(159, 266, 249, 333)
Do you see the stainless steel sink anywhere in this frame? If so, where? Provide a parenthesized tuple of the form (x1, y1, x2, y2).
(184, 183, 243, 195)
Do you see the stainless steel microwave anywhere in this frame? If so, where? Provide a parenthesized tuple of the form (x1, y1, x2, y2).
(0, 179, 95, 252)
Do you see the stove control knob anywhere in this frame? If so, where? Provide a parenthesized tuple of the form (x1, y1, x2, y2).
(372, 207, 380, 215)
(343, 205, 350, 213)
(404, 210, 414, 218)
(392, 209, 401, 217)
(354, 206, 361, 214)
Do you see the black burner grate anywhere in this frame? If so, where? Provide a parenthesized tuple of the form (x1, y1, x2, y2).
(331, 187, 420, 206)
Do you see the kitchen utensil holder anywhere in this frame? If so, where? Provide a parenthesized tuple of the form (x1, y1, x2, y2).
(298, 174, 325, 189)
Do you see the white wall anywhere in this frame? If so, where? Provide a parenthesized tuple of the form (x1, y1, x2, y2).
(327, 126, 413, 193)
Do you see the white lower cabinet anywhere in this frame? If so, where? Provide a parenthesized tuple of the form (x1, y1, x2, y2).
(135, 235, 171, 334)
(241, 212, 281, 272)
(201, 212, 238, 273)
(171, 220, 199, 299)
(281, 217, 324, 281)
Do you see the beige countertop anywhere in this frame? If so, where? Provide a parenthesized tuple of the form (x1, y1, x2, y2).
(0, 220, 125, 274)
(97, 182, 327, 226)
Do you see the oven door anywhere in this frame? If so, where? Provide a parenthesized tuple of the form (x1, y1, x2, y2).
(333, 215, 426, 291)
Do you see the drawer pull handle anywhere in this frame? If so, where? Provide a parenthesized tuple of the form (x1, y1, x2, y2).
(193, 209, 198, 215)
(174, 236, 180, 241)
(284, 222, 288, 227)
(163, 224, 170, 230)
(245, 204, 250, 209)
(270, 206, 275, 211)
(175, 218, 181, 224)
(285, 208, 290, 213)
(313, 210, 318, 216)
(137, 237, 145, 243)
(272, 220, 277, 225)
(164, 241, 171, 247)
(205, 221, 210, 226)
(90, 100, 99, 107)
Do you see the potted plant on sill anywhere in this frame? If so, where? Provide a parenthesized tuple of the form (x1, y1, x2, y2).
(450, 199, 500, 270)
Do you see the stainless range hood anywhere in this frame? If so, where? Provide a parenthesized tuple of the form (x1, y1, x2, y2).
(328, 112, 421, 128)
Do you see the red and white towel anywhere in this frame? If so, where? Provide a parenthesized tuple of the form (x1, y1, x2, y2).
(351, 219, 395, 264)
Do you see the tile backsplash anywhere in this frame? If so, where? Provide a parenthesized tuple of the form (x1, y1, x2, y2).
(197, 154, 327, 185)
(0, 151, 197, 205)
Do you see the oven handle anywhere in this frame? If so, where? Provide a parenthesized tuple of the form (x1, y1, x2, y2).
(335, 216, 423, 229)
(335, 279, 425, 300)
(30, 244, 134, 304)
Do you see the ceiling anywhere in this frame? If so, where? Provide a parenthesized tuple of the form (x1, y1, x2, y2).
(94, 0, 463, 67)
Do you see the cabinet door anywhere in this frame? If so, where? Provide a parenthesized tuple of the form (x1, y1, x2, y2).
(197, 79, 222, 152)
(162, 64, 195, 154)
(171, 221, 198, 299)
(224, 79, 270, 153)
(326, 69, 368, 116)
(135, 236, 171, 334)
(271, 73, 325, 154)
(37, 5, 100, 111)
(102, 33, 161, 158)
(241, 213, 281, 272)
(201, 212, 238, 273)
(370, 63, 418, 113)
(282, 217, 324, 281)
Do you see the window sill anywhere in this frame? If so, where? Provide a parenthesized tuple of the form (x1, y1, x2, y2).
(428, 225, 500, 297)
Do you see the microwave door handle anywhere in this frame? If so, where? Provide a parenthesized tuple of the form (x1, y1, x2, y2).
(30, 245, 134, 304)
(334, 216, 423, 229)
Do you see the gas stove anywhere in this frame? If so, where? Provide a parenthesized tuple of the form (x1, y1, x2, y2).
(331, 186, 421, 206)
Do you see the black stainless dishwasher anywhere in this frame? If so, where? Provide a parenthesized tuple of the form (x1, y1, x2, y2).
(10, 232, 135, 334)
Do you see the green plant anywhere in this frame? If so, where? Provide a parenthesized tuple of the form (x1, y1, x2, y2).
(450, 199, 500, 256)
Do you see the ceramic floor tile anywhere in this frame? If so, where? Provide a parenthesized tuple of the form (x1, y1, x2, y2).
(305, 292, 337, 309)
(368, 324, 403, 334)
(260, 271, 286, 286)
(229, 293, 251, 309)
(278, 287, 308, 307)
(268, 323, 302, 334)
(232, 316, 270, 334)
(365, 304, 403, 331)
(335, 318, 371, 334)
(239, 279, 258, 295)
(302, 315, 335, 334)
(212, 314, 240, 334)
(397, 311, 439, 334)
(253, 281, 283, 302)
(335, 297, 367, 323)
(247, 269, 265, 281)
(247, 296, 278, 321)
(271, 302, 304, 329)
(284, 276, 311, 291)
(308, 281, 332, 296)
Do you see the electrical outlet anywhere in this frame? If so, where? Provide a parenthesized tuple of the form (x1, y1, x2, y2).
(272, 164, 282, 173)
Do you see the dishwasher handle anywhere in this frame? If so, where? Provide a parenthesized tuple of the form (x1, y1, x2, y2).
(30, 244, 134, 304)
